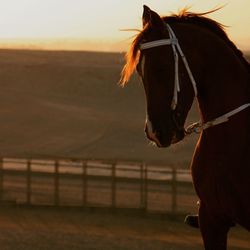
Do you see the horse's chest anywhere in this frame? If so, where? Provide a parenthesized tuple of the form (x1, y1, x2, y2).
(191, 138, 250, 212)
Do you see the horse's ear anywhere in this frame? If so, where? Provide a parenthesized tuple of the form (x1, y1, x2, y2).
(142, 5, 164, 30)
(142, 5, 151, 27)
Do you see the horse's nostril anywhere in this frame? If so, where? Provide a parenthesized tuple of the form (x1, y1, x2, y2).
(155, 130, 162, 139)
(144, 124, 149, 135)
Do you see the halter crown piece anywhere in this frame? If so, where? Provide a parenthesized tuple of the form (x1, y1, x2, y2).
(139, 23, 250, 132)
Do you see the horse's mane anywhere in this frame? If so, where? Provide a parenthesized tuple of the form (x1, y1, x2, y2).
(120, 8, 250, 85)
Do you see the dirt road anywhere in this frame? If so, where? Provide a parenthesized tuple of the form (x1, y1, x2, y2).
(0, 206, 248, 250)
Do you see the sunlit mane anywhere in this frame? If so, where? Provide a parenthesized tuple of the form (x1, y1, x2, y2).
(120, 8, 250, 85)
(119, 24, 149, 85)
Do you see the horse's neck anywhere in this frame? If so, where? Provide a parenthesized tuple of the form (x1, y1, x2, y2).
(196, 43, 250, 149)
(182, 26, 250, 123)
(174, 24, 250, 157)
(197, 59, 249, 124)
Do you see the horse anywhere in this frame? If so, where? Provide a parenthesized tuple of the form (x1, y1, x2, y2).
(120, 5, 250, 250)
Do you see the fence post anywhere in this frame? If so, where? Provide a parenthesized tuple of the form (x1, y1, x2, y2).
(82, 161, 87, 206)
(0, 158, 3, 201)
(140, 163, 147, 210)
(140, 163, 143, 209)
(111, 163, 116, 209)
(54, 161, 59, 206)
(171, 167, 177, 214)
(144, 163, 148, 211)
(27, 160, 31, 205)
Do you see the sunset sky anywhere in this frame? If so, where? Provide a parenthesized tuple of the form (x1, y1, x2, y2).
(0, 0, 249, 51)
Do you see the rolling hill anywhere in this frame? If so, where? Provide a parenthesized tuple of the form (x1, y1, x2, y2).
(0, 49, 248, 167)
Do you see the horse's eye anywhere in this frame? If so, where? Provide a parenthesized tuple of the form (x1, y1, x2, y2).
(156, 67, 166, 72)
(151, 63, 168, 72)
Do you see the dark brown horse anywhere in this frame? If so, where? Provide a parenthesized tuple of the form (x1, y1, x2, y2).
(120, 5, 250, 250)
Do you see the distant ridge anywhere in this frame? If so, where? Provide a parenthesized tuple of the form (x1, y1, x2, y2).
(0, 39, 126, 52)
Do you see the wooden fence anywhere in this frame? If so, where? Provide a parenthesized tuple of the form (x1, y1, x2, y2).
(0, 158, 198, 214)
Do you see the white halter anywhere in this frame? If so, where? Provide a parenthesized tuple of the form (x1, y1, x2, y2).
(139, 23, 250, 131)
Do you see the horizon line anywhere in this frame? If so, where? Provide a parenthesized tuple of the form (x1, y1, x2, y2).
(0, 38, 131, 53)
(0, 38, 249, 53)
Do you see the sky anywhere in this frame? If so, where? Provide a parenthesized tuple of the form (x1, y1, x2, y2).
(0, 0, 249, 51)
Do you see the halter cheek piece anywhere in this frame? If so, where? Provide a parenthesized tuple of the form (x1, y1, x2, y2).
(139, 23, 250, 133)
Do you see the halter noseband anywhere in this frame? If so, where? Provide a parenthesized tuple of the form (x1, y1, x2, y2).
(139, 23, 250, 132)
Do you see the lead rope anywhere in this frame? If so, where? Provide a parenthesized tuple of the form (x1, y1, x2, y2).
(185, 103, 250, 134)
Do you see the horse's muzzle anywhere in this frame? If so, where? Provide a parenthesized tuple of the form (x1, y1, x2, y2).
(145, 118, 184, 147)
(145, 123, 172, 148)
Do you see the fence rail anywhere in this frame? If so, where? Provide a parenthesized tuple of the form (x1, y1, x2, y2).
(0, 158, 198, 214)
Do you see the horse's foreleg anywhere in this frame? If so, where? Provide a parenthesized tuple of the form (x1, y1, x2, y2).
(199, 202, 230, 250)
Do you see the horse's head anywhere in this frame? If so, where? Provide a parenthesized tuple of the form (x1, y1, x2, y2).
(121, 6, 196, 147)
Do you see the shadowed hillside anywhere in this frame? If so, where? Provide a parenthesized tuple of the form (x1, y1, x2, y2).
(0, 50, 248, 166)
